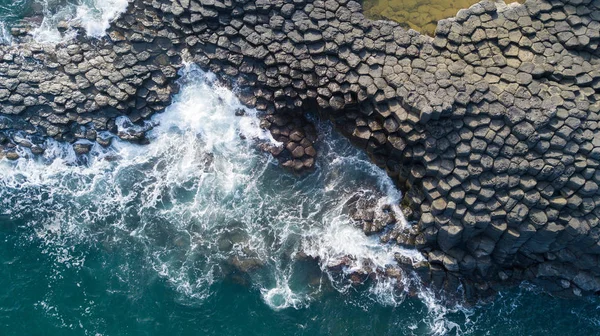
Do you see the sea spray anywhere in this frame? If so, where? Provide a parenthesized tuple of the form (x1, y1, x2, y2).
(2, 0, 131, 43)
(0, 64, 421, 310)
(0, 63, 489, 335)
(74, 0, 129, 37)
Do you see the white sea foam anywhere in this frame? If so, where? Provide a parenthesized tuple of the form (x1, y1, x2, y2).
(31, 0, 129, 43)
(0, 21, 12, 44)
(417, 287, 474, 336)
(0, 64, 466, 333)
(261, 275, 310, 310)
(74, 0, 129, 37)
(0, 64, 274, 288)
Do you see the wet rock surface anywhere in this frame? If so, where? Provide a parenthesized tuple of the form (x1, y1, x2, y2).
(0, 0, 600, 299)
(345, 191, 399, 236)
(259, 112, 318, 172)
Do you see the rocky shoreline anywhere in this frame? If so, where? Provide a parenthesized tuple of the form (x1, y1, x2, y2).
(1, 0, 600, 299)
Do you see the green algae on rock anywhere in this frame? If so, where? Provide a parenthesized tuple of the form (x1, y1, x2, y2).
(363, 0, 522, 35)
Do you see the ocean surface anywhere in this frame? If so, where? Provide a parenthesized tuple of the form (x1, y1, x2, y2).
(0, 1, 600, 335)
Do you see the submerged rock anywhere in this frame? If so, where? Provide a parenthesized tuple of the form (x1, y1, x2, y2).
(5, 151, 19, 161)
(261, 113, 318, 173)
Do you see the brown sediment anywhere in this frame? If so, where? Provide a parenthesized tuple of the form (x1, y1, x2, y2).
(363, 0, 522, 35)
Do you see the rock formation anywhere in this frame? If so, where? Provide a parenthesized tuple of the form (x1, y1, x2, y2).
(1, 0, 600, 298)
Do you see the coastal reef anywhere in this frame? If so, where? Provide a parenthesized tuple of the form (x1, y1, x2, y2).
(1, 0, 600, 298)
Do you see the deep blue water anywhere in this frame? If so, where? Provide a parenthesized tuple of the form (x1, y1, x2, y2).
(0, 3, 600, 336)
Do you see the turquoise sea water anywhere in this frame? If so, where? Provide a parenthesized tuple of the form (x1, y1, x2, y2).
(1, 3, 600, 336)
(0, 0, 30, 21)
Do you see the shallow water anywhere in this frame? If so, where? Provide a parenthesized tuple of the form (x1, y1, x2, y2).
(1, 3, 600, 336)
(363, 0, 521, 35)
